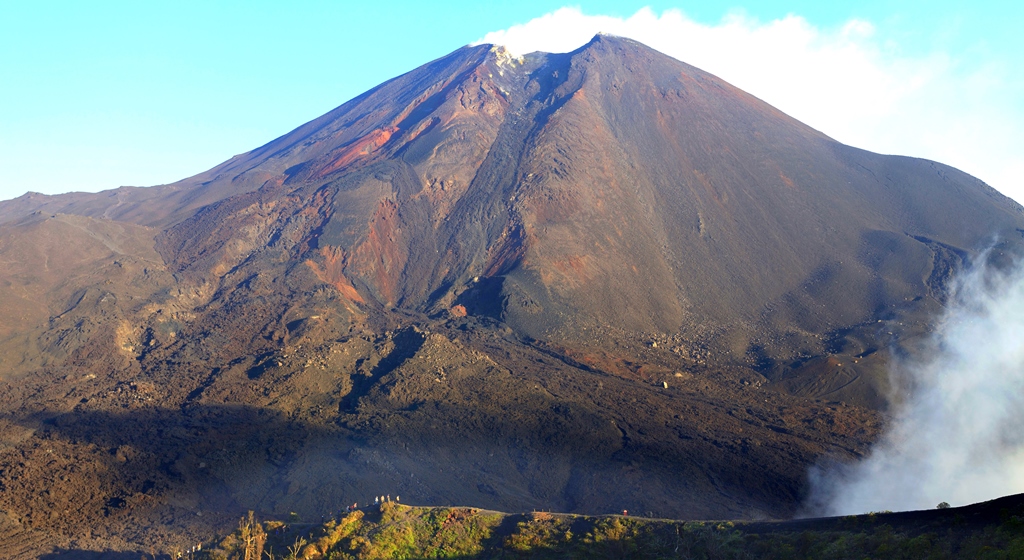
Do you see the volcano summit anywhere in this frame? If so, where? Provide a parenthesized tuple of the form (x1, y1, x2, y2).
(0, 35, 1021, 554)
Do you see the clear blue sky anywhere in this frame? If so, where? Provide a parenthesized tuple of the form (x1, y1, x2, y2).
(1, 1, 1019, 201)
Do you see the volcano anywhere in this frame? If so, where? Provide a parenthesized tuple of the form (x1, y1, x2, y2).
(0, 35, 1022, 554)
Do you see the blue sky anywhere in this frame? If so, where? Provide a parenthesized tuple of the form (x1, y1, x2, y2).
(1, 1, 1021, 202)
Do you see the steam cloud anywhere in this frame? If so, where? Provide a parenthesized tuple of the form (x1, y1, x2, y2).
(808, 256, 1024, 515)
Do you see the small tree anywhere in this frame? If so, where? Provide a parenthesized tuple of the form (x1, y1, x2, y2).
(238, 511, 267, 560)
(937, 502, 951, 510)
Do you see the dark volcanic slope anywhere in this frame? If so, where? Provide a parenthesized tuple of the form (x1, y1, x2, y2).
(174, 35, 1021, 405)
(5, 36, 1021, 373)
(0, 35, 1022, 555)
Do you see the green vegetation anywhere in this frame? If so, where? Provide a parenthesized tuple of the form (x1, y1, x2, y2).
(194, 502, 1024, 559)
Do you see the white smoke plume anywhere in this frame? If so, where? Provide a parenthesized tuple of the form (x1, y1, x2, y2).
(808, 255, 1024, 515)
